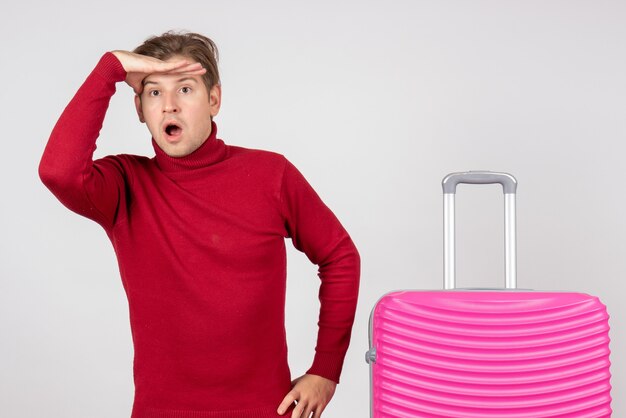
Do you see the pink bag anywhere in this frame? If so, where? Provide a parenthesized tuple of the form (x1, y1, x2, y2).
(366, 172, 612, 417)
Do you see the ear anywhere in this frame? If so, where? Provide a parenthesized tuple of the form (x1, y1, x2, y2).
(134, 94, 145, 123)
(209, 84, 222, 117)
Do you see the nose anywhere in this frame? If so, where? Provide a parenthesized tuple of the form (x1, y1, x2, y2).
(162, 94, 179, 113)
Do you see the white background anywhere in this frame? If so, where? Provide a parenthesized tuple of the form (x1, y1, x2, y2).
(2, 1, 624, 416)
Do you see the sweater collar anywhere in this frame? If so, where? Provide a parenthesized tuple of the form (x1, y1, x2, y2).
(152, 121, 227, 172)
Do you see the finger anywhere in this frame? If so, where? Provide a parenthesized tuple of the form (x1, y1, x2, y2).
(158, 59, 193, 70)
(313, 405, 325, 418)
(303, 406, 315, 418)
(143, 61, 192, 76)
(128, 78, 146, 96)
(154, 62, 200, 75)
(172, 62, 203, 71)
(176, 67, 207, 76)
(291, 400, 304, 418)
(165, 64, 207, 77)
(277, 392, 297, 415)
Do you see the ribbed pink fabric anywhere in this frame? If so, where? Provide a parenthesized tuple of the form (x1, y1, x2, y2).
(370, 291, 612, 417)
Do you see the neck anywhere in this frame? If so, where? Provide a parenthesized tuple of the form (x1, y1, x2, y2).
(152, 121, 227, 172)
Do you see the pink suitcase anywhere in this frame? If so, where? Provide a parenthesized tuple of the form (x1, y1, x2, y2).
(366, 172, 612, 417)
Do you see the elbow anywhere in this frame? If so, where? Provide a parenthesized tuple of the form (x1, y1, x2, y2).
(38, 152, 77, 193)
(352, 241, 361, 284)
(345, 239, 360, 274)
(38, 156, 61, 190)
(38, 158, 52, 186)
(321, 235, 361, 281)
(345, 234, 361, 269)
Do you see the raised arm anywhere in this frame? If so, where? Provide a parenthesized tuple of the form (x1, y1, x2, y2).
(38, 51, 205, 229)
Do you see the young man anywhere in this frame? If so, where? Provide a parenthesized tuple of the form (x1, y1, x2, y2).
(39, 31, 360, 418)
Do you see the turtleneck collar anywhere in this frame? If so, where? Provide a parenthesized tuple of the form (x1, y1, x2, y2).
(152, 121, 227, 172)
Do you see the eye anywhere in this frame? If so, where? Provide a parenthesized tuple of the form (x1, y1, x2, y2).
(148, 90, 160, 97)
(180, 86, 192, 94)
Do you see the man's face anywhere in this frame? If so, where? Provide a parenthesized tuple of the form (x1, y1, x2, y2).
(134, 55, 221, 157)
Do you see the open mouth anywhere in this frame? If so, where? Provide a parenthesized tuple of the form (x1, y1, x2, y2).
(163, 121, 183, 140)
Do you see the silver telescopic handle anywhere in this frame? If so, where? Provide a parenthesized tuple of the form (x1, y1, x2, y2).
(442, 171, 518, 290)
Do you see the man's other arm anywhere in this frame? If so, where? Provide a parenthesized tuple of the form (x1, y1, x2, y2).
(277, 159, 361, 417)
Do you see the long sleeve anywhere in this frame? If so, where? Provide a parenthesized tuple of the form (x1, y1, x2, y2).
(280, 160, 361, 384)
(38, 52, 130, 230)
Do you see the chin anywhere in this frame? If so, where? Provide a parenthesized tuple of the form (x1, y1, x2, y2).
(166, 148, 191, 158)
(155, 140, 186, 158)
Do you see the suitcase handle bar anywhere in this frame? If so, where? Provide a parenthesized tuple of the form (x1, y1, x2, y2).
(443, 172, 517, 194)
(442, 171, 517, 290)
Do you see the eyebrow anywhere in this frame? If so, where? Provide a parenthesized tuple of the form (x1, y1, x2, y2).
(143, 77, 199, 86)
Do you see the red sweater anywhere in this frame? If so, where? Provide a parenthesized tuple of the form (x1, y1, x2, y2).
(39, 52, 360, 418)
